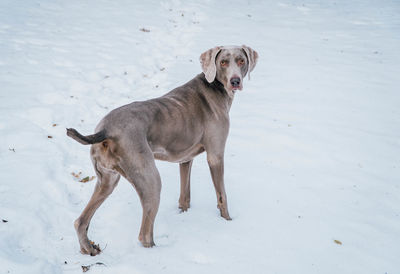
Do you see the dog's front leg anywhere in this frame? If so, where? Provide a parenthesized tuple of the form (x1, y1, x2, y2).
(179, 160, 193, 212)
(207, 153, 232, 220)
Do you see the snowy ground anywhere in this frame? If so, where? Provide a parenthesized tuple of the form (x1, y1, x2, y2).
(1, 0, 399, 273)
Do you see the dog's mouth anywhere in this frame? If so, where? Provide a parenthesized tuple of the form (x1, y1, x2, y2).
(231, 85, 243, 91)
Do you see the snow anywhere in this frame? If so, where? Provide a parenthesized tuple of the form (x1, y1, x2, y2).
(1, 0, 399, 273)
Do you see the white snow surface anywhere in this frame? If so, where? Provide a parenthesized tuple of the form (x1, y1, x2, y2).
(1, 0, 399, 273)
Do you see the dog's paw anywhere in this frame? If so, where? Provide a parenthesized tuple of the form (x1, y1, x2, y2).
(80, 241, 101, 256)
(179, 205, 190, 213)
(217, 205, 232, 221)
(141, 241, 155, 248)
(138, 234, 155, 248)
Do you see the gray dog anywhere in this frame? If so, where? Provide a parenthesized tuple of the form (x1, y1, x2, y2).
(67, 45, 258, 256)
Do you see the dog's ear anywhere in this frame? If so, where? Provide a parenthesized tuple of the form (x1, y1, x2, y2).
(242, 45, 258, 80)
(200, 46, 221, 83)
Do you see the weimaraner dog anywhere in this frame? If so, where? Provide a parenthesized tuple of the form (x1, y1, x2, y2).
(67, 45, 258, 256)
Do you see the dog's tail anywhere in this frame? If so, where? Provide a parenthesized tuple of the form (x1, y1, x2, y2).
(66, 128, 107, 145)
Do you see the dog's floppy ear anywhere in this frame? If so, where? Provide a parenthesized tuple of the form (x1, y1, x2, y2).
(200, 46, 221, 83)
(242, 45, 259, 80)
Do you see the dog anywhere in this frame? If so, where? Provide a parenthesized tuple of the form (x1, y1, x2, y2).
(67, 45, 258, 255)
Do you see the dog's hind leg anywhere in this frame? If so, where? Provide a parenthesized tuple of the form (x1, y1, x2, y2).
(179, 160, 193, 212)
(119, 146, 161, 248)
(74, 162, 120, 256)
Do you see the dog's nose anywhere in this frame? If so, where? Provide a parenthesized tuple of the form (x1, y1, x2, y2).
(230, 77, 241, 87)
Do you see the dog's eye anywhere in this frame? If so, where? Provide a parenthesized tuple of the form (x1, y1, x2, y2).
(220, 60, 228, 67)
(238, 59, 245, 66)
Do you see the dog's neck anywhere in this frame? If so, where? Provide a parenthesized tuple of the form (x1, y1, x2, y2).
(199, 73, 234, 112)
(213, 79, 234, 110)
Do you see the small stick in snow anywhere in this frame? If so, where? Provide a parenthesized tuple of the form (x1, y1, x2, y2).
(334, 239, 342, 245)
(81, 262, 106, 272)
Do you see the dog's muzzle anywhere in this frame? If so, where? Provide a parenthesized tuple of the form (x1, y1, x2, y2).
(230, 77, 241, 89)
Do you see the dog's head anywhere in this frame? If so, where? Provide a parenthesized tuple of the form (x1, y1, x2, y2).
(200, 45, 258, 96)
